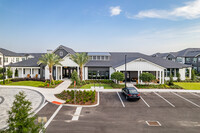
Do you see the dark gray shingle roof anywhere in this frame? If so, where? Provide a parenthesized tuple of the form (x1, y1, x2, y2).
(176, 48, 200, 57)
(153, 48, 200, 58)
(59, 45, 76, 55)
(86, 52, 190, 69)
(88, 52, 111, 56)
(6, 53, 45, 67)
(0, 48, 24, 57)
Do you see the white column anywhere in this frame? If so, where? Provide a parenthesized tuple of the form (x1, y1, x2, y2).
(138, 71, 140, 84)
(12, 68, 15, 78)
(5, 67, 8, 79)
(60, 66, 63, 80)
(56, 66, 58, 80)
(159, 71, 161, 84)
(156, 71, 158, 79)
(189, 67, 192, 79)
(174, 69, 176, 77)
(162, 70, 164, 84)
(141, 71, 143, 84)
(30, 68, 32, 78)
(22, 68, 24, 78)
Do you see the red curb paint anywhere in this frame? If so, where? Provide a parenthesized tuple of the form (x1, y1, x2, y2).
(52, 101, 62, 105)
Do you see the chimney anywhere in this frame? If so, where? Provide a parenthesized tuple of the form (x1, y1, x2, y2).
(47, 49, 53, 54)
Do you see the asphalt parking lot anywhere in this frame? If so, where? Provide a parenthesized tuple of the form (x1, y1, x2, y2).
(37, 92, 200, 133)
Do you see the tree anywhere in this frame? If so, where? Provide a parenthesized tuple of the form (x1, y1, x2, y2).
(71, 53, 88, 81)
(139, 72, 155, 84)
(6, 67, 13, 83)
(168, 74, 174, 86)
(38, 53, 62, 84)
(71, 70, 80, 85)
(7, 67, 13, 78)
(15, 68, 18, 77)
(111, 72, 125, 84)
(191, 69, 196, 81)
(176, 72, 181, 82)
(6, 91, 44, 133)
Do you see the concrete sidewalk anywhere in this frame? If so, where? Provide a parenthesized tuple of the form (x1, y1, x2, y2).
(0, 79, 72, 103)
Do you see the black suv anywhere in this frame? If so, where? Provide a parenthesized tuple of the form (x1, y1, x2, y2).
(122, 87, 140, 100)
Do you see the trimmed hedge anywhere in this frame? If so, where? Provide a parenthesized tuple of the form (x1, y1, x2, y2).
(135, 84, 183, 89)
(10, 78, 46, 82)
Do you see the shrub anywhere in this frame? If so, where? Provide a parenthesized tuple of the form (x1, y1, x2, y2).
(177, 72, 181, 82)
(14, 68, 18, 77)
(191, 69, 196, 81)
(7, 67, 13, 78)
(111, 72, 125, 84)
(55, 90, 96, 105)
(168, 74, 174, 86)
(139, 72, 156, 84)
(66, 99, 70, 103)
(10, 78, 46, 82)
(71, 71, 80, 85)
(38, 83, 46, 87)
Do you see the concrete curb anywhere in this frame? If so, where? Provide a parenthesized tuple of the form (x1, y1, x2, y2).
(67, 88, 200, 93)
(62, 91, 100, 107)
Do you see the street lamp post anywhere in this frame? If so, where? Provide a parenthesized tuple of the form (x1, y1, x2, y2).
(125, 55, 127, 88)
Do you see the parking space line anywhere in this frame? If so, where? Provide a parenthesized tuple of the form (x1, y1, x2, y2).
(34, 102, 48, 115)
(190, 93, 200, 98)
(117, 92, 125, 107)
(72, 107, 82, 121)
(140, 96, 150, 107)
(43, 104, 63, 129)
(172, 92, 200, 108)
(154, 92, 175, 107)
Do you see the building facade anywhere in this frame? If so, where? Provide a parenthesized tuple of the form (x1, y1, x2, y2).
(152, 48, 200, 73)
(2, 45, 192, 84)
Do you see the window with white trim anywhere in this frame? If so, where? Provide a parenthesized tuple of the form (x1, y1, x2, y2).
(16, 58, 19, 62)
(5, 57, 8, 63)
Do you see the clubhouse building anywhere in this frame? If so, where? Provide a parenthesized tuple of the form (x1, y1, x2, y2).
(0, 45, 192, 84)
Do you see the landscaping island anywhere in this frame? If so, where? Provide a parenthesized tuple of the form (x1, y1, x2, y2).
(55, 90, 97, 105)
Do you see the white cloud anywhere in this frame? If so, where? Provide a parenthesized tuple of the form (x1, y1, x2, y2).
(110, 6, 122, 16)
(131, 0, 200, 20)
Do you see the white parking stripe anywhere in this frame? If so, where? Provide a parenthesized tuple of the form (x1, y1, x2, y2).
(172, 92, 200, 108)
(140, 96, 150, 107)
(72, 107, 82, 121)
(190, 93, 200, 98)
(117, 92, 125, 107)
(154, 92, 175, 107)
(44, 104, 63, 129)
(34, 102, 48, 115)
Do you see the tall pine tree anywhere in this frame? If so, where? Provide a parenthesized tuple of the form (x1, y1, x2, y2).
(6, 91, 44, 133)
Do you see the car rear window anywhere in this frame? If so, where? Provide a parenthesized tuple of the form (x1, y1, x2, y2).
(129, 89, 137, 94)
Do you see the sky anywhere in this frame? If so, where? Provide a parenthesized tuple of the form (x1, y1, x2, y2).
(0, 0, 200, 55)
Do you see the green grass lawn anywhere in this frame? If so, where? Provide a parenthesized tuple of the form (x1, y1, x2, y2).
(80, 83, 113, 89)
(5, 81, 44, 87)
(174, 82, 200, 90)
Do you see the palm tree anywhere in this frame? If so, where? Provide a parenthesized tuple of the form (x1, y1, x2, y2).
(38, 53, 62, 84)
(71, 53, 89, 81)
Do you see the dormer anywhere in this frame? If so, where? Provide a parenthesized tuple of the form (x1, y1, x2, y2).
(53, 45, 76, 58)
(88, 52, 111, 61)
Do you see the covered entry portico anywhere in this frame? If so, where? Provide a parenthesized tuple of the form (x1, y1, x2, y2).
(115, 58, 165, 84)
(52, 55, 79, 80)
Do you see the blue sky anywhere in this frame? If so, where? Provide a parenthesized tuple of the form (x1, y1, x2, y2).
(0, 0, 200, 54)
